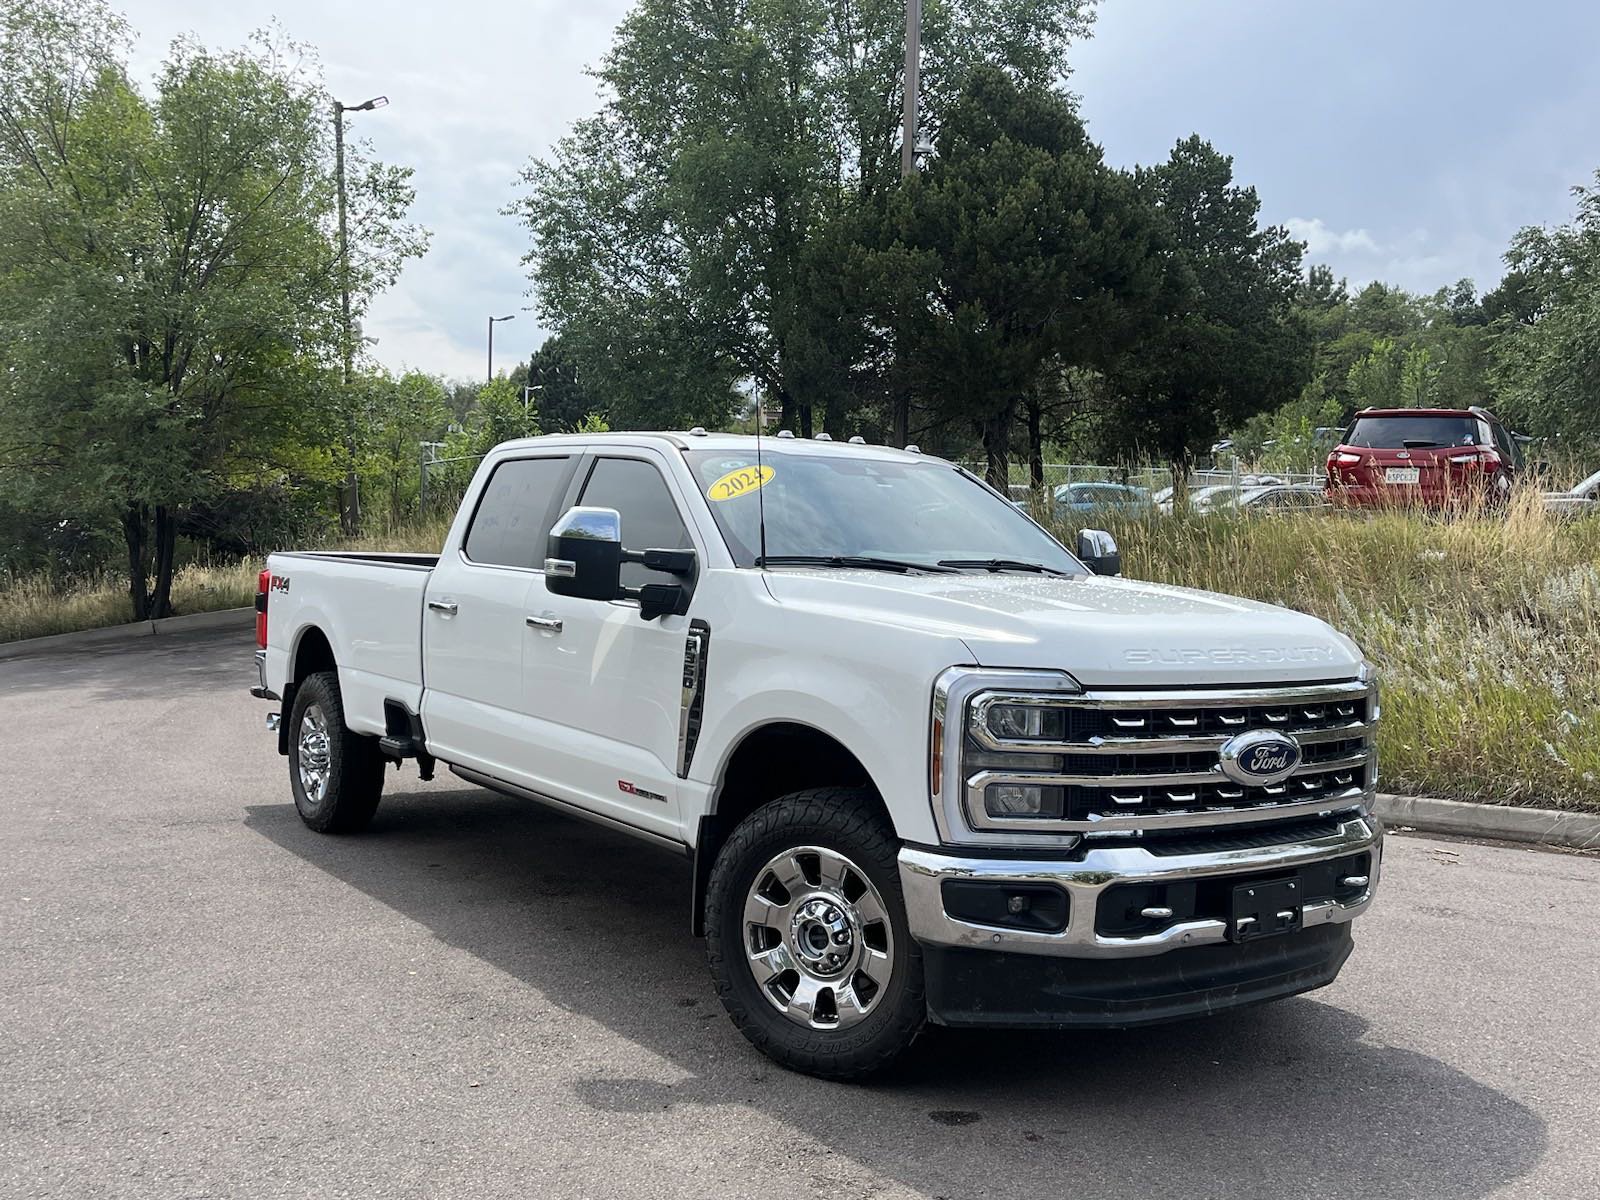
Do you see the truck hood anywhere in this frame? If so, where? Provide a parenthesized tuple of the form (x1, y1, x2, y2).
(759, 569, 1364, 687)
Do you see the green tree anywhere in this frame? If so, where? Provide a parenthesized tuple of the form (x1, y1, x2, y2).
(526, 334, 598, 433)
(1105, 136, 1309, 484)
(1493, 173, 1600, 449)
(510, 0, 1096, 438)
(882, 68, 1168, 485)
(0, 1, 425, 616)
(359, 370, 449, 528)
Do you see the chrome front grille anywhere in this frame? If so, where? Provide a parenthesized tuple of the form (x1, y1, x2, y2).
(962, 680, 1377, 836)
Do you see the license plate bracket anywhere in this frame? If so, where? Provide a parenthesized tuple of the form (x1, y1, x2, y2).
(1384, 466, 1420, 485)
(1229, 877, 1302, 943)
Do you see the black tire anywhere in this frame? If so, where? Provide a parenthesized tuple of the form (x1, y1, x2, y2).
(286, 671, 385, 834)
(704, 788, 925, 1080)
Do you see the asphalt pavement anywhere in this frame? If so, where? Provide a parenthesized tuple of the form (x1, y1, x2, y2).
(2, 630, 1597, 1199)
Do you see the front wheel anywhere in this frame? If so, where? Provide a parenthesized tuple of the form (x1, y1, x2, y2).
(704, 788, 925, 1080)
(287, 671, 385, 833)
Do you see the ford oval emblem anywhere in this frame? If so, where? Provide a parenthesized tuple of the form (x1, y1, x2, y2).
(1218, 729, 1302, 786)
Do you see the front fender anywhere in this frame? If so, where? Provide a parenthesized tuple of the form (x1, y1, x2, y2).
(692, 662, 945, 847)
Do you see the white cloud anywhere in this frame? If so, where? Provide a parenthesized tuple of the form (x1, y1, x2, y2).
(1283, 217, 1382, 257)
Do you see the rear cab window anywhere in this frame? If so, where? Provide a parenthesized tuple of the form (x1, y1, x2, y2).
(462, 456, 575, 569)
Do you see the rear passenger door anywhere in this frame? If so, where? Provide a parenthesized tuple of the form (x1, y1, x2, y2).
(519, 450, 702, 840)
(422, 452, 577, 779)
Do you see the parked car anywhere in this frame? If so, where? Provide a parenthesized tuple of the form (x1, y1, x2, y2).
(1326, 406, 1523, 508)
(1543, 467, 1600, 517)
(1159, 483, 1240, 514)
(251, 432, 1382, 1080)
(1225, 484, 1334, 514)
(1052, 481, 1156, 516)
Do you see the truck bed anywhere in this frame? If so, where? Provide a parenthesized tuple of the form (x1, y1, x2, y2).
(265, 550, 435, 736)
(270, 550, 440, 569)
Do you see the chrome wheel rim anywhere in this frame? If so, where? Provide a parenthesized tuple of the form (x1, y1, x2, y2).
(743, 845, 895, 1030)
(297, 703, 332, 806)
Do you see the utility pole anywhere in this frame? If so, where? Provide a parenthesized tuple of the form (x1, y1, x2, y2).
(332, 94, 388, 536)
(892, 0, 923, 448)
(901, 0, 922, 180)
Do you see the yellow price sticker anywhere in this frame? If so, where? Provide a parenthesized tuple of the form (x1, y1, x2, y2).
(707, 464, 775, 502)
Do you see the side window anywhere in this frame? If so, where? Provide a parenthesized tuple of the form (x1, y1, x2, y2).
(463, 456, 573, 569)
(578, 457, 693, 589)
(1493, 422, 1523, 467)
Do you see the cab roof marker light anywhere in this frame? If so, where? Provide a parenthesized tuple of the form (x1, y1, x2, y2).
(815, 432, 833, 441)
(848, 435, 866, 444)
(776, 429, 796, 439)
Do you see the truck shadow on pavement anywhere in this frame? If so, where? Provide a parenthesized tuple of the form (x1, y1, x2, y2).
(245, 786, 1545, 1200)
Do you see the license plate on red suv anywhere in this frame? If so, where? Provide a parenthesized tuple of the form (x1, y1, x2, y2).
(1383, 467, 1420, 485)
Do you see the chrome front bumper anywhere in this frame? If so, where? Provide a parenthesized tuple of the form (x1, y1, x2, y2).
(898, 813, 1382, 960)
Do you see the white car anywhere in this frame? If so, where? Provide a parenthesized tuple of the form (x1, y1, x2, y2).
(1543, 468, 1600, 516)
(1159, 483, 1239, 513)
(250, 432, 1382, 1079)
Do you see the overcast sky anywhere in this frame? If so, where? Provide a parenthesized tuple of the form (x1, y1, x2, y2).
(120, 0, 1600, 383)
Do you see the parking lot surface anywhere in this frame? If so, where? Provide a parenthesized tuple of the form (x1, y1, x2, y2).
(3, 630, 1598, 1199)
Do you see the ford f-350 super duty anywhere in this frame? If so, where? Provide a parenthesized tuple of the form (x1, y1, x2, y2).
(250, 432, 1381, 1079)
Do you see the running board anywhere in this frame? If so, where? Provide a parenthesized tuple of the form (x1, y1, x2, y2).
(448, 765, 688, 856)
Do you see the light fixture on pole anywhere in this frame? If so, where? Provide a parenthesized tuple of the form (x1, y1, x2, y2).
(332, 93, 389, 535)
(487, 314, 516, 382)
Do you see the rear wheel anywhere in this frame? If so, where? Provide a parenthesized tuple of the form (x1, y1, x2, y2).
(705, 788, 925, 1080)
(287, 671, 384, 833)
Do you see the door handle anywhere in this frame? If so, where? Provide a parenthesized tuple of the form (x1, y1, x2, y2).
(525, 615, 563, 633)
(427, 600, 458, 616)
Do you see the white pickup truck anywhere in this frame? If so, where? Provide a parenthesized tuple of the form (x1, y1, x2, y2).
(250, 432, 1381, 1078)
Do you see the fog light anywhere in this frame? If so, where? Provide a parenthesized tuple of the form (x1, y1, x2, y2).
(987, 703, 1064, 741)
(984, 783, 1063, 818)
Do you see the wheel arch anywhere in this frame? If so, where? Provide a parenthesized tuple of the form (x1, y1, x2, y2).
(690, 720, 891, 937)
(277, 623, 338, 754)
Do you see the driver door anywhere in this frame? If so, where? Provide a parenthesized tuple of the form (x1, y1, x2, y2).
(519, 450, 702, 842)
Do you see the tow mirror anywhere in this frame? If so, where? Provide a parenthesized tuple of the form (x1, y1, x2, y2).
(545, 506, 697, 620)
(546, 507, 624, 601)
(1076, 528, 1121, 577)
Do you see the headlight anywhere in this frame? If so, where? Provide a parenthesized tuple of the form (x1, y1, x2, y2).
(985, 702, 1066, 742)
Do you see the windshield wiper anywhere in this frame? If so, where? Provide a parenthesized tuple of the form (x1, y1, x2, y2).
(757, 554, 958, 574)
(1401, 439, 1442, 448)
(938, 558, 1071, 576)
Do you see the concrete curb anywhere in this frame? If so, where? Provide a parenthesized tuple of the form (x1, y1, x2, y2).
(1374, 792, 1600, 852)
(0, 606, 253, 663)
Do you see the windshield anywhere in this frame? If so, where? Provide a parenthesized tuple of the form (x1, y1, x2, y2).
(683, 449, 1085, 574)
(1345, 415, 1481, 449)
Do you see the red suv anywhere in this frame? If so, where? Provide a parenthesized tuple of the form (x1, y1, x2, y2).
(1326, 406, 1522, 508)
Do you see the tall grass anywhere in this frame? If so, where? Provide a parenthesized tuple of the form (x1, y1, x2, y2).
(0, 517, 455, 644)
(6, 495, 1597, 813)
(1060, 489, 1600, 812)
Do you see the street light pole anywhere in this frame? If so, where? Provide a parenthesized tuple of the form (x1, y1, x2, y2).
(332, 93, 388, 536)
(487, 314, 516, 382)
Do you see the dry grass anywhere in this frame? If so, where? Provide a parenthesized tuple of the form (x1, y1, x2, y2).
(0, 518, 455, 645)
(7, 496, 1598, 812)
(1061, 489, 1600, 813)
